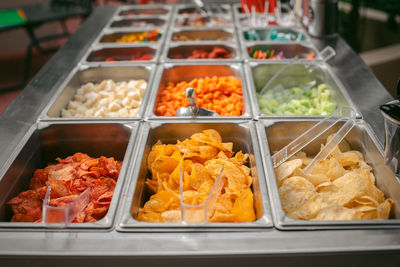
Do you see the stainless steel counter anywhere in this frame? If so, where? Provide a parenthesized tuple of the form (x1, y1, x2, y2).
(0, 6, 398, 266)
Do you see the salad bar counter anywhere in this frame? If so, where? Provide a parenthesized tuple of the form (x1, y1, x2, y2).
(0, 4, 398, 266)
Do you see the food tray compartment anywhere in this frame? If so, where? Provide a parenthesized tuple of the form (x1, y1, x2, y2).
(170, 29, 235, 42)
(232, 3, 300, 28)
(110, 17, 167, 29)
(85, 46, 158, 64)
(174, 8, 233, 28)
(241, 27, 308, 43)
(41, 65, 155, 120)
(163, 44, 240, 62)
(98, 29, 163, 45)
(245, 62, 359, 118)
(176, 4, 231, 15)
(244, 43, 318, 61)
(0, 122, 138, 229)
(257, 120, 400, 229)
(117, 121, 272, 231)
(118, 6, 171, 16)
(146, 63, 252, 119)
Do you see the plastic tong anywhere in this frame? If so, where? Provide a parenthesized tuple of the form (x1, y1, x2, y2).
(272, 106, 357, 175)
(179, 166, 225, 223)
(42, 184, 91, 226)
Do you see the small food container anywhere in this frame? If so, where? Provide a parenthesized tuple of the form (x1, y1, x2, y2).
(118, 6, 171, 16)
(245, 62, 359, 119)
(170, 29, 235, 42)
(40, 65, 156, 121)
(117, 121, 272, 231)
(98, 29, 163, 45)
(241, 27, 308, 43)
(145, 63, 252, 120)
(244, 43, 318, 61)
(109, 17, 167, 29)
(162, 44, 240, 63)
(84, 45, 158, 64)
(0, 122, 139, 229)
(257, 119, 400, 230)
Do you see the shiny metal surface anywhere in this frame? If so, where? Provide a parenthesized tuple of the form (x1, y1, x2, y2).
(145, 63, 252, 120)
(170, 28, 235, 42)
(245, 62, 360, 119)
(257, 119, 400, 229)
(118, 121, 272, 231)
(173, 5, 233, 28)
(240, 27, 310, 44)
(175, 4, 232, 16)
(97, 29, 164, 46)
(84, 45, 159, 64)
(311, 35, 394, 143)
(0, 4, 399, 263)
(0, 121, 139, 229)
(117, 5, 172, 17)
(243, 43, 318, 61)
(110, 17, 167, 29)
(232, 3, 302, 28)
(39, 65, 156, 121)
(162, 43, 241, 63)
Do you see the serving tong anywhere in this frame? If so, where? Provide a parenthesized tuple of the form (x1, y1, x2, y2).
(272, 106, 357, 175)
(42, 184, 91, 227)
(176, 87, 219, 117)
(179, 167, 225, 223)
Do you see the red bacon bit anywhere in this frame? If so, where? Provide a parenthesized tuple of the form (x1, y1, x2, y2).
(7, 153, 122, 223)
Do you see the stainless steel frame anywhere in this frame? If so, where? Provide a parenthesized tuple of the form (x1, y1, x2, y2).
(118, 120, 272, 231)
(0, 121, 140, 230)
(39, 64, 157, 121)
(161, 42, 241, 63)
(0, 4, 399, 263)
(244, 61, 361, 119)
(257, 119, 400, 230)
(145, 62, 253, 120)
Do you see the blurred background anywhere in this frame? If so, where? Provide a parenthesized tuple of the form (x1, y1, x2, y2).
(0, 0, 399, 114)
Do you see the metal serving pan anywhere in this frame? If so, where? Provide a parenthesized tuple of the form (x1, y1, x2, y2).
(97, 29, 164, 46)
(256, 119, 400, 230)
(162, 43, 241, 63)
(244, 62, 360, 119)
(240, 27, 310, 44)
(243, 43, 318, 62)
(84, 45, 159, 64)
(232, 3, 302, 28)
(0, 121, 139, 229)
(117, 5, 172, 17)
(117, 120, 272, 231)
(173, 4, 233, 29)
(39, 65, 156, 121)
(175, 4, 232, 16)
(145, 63, 252, 120)
(109, 17, 167, 30)
(169, 28, 236, 43)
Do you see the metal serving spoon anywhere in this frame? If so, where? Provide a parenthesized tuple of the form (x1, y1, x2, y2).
(176, 87, 218, 117)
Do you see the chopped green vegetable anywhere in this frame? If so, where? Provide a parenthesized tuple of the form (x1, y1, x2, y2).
(257, 83, 337, 116)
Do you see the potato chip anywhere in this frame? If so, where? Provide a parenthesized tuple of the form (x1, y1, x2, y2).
(293, 168, 330, 187)
(312, 204, 363, 220)
(288, 195, 326, 220)
(274, 136, 393, 221)
(279, 176, 316, 214)
(276, 159, 302, 185)
(138, 129, 256, 223)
